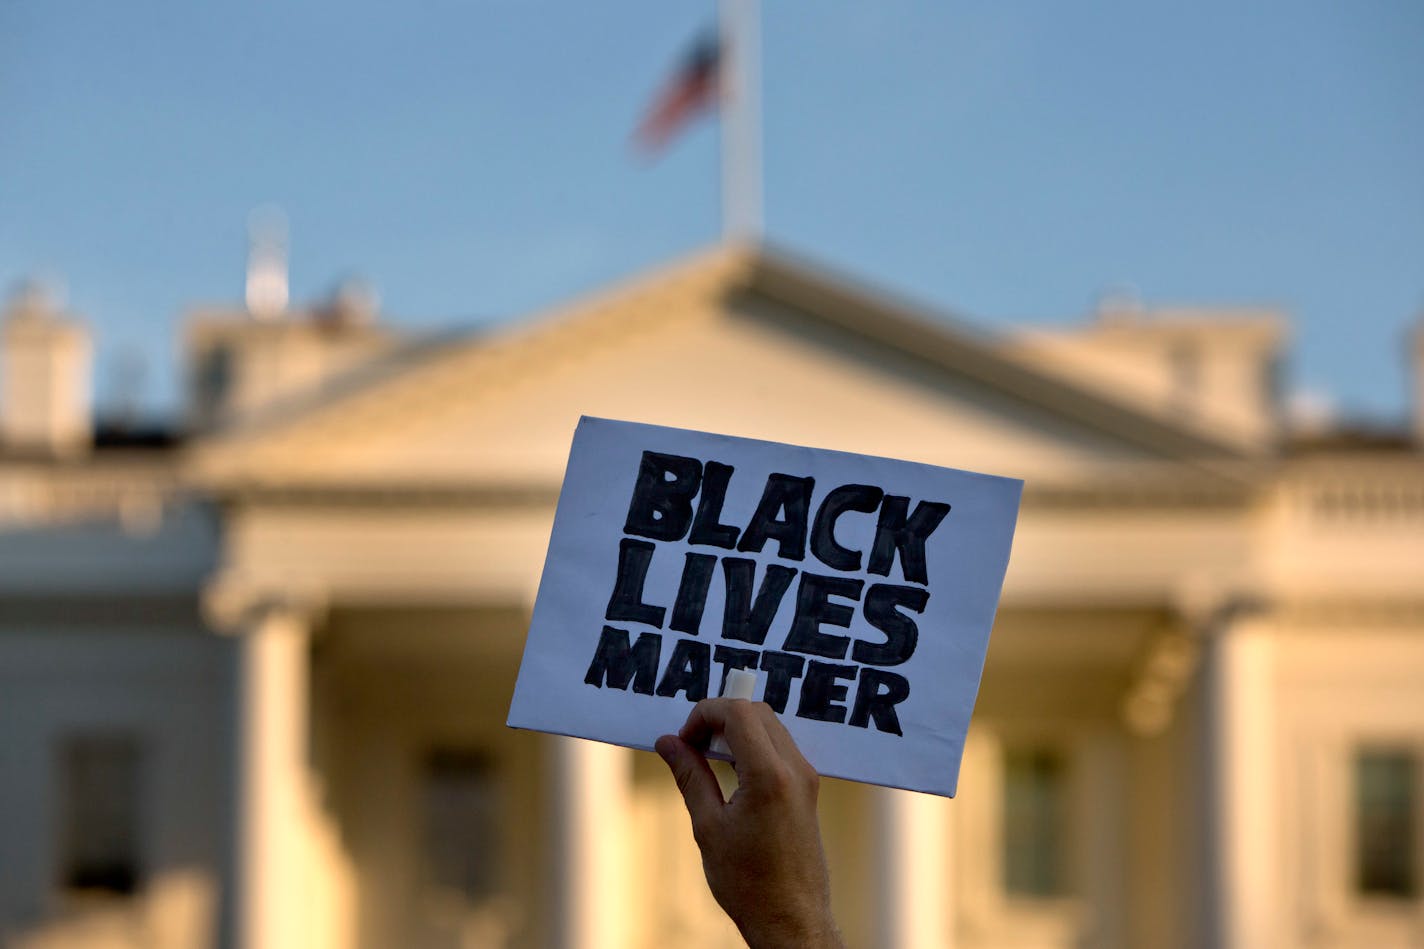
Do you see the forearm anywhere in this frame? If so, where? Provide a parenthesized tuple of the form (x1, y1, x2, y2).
(658, 700, 845, 949)
(738, 907, 844, 949)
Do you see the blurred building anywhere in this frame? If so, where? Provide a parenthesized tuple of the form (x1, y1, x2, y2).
(1, 244, 1422, 949)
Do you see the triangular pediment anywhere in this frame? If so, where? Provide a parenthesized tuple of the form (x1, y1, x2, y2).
(189, 244, 1250, 494)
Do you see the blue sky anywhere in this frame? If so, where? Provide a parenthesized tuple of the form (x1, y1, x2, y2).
(2, 1, 1421, 423)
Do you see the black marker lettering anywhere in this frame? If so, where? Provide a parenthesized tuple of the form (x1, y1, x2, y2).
(782, 572, 863, 660)
(796, 661, 858, 724)
(624, 451, 702, 541)
(867, 496, 950, 585)
(669, 552, 717, 635)
(721, 557, 797, 645)
(713, 645, 760, 695)
(849, 668, 910, 736)
(852, 583, 929, 666)
(759, 650, 806, 714)
(584, 626, 662, 695)
(810, 484, 883, 571)
(605, 538, 666, 628)
(736, 473, 815, 561)
(655, 638, 711, 702)
(689, 461, 740, 548)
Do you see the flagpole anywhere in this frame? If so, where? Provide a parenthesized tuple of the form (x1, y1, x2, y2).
(720, 0, 762, 243)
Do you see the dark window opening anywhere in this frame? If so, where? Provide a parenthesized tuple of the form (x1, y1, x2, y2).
(59, 734, 144, 897)
(192, 343, 233, 421)
(421, 748, 502, 905)
(1354, 748, 1418, 899)
(1002, 746, 1068, 898)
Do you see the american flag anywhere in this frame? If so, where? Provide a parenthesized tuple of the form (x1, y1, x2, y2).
(634, 31, 722, 153)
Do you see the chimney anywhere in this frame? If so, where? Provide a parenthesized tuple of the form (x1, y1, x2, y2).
(314, 277, 379, 328)
(186, 275, 394, 431)
(1, 282, 93, 457)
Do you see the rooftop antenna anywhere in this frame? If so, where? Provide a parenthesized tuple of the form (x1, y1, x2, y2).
(245, 204, 289, 320)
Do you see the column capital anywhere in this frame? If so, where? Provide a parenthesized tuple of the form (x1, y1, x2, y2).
(202, 571, 326, 634)
(1168, 579, 1268, 637)
(1124, 590, 1271, 739)
(1122, 625, 1200, 736)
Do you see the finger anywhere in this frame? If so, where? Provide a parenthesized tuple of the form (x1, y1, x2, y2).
(756, 702, 814, 773)
(655, 734, 725, 829)
(679, 698, 781, 774)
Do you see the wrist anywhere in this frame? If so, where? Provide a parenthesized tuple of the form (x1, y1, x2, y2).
(739, 904, 843, 949)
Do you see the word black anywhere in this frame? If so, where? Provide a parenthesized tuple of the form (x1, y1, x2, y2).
(624, 451, 949, 584)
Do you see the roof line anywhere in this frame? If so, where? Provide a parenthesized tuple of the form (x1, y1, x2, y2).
(192, 240, 1255, 477)
(743, 243, 1250, 462)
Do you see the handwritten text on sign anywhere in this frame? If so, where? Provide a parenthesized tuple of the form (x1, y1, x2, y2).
(591, 451, 948, 735)
(508, 417, 1022, 796)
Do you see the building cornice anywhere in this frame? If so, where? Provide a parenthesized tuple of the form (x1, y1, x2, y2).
(187, 243, 1276, 485)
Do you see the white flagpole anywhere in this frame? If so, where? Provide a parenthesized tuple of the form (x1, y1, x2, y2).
(720, 0, 762, 242)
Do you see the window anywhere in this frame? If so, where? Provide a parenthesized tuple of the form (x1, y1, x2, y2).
(1354, 748, 1418, 899)
(1002, 747, 1068, 898)
(192, 343, 233, 420)
(421, 749, 502, 905)
(59, 734, 143, 896)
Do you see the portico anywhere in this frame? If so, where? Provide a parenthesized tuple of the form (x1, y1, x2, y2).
(184, 246, 1284, 949)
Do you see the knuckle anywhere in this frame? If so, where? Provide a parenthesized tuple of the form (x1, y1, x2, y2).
(673, 764, 704, 804)
(761, 763, 795, 798)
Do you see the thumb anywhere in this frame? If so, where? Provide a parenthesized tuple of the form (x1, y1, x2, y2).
(655, 734, 724, 829)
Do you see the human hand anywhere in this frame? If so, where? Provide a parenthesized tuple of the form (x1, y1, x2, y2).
(655, 699, 844, 949)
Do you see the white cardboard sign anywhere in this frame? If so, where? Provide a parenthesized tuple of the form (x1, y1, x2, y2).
(507, 417, 1022, 797)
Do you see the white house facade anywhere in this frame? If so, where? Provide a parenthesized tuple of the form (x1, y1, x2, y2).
(1, 244, 1422, 949)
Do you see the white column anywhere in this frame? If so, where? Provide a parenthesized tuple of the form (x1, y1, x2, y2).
(549, 736, 631, 949)
(873, 787, 955, 949)
(1201, 618, 1277, 949)
(231, 606, 310, 949)
(1076, 733, 1129, 948)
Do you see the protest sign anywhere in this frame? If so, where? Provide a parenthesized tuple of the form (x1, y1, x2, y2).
(507, 416, 1022, 797)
